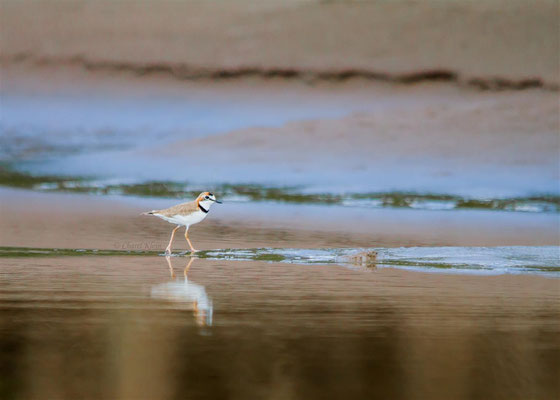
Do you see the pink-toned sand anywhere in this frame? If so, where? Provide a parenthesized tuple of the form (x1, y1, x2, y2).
(1, 0, 558, 85)
(1, 188, 558, 252)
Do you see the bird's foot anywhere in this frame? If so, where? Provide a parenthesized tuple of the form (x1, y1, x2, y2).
(165, 248, 172, 256)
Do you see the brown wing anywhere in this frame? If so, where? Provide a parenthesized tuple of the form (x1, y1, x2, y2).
(151, 200, 199, 217)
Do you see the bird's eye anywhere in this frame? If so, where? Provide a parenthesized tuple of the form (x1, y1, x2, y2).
(205, 196, 210, 199)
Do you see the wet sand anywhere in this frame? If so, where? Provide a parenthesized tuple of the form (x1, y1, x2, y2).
(1, 188, 559, 251)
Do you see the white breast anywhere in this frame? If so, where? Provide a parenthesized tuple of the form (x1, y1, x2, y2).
(155, 210, 207, 227)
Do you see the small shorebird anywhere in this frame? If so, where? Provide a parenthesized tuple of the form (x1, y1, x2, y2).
(143, 192, 222, 254)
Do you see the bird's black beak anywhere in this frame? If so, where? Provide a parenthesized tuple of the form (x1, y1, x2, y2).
(215, 199, 223, 204)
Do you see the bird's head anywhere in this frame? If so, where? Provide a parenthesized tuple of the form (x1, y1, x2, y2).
(197, 192, 222, 209)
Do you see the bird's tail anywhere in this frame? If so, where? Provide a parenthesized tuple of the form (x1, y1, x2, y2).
(141, 211, 156, 216)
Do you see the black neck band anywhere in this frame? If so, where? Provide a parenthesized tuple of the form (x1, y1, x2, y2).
(199, 204, 209, 213)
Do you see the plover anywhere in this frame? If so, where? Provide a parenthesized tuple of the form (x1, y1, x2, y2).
(143, 192, 222, 254)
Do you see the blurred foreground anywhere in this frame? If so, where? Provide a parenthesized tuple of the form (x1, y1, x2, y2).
(1, 254, 559, 400)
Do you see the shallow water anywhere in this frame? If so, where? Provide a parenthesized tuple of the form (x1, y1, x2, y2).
(2, 68, 558, 203)
(1, 255, 558, 400)
(2, 245, 559, 276)
(1, 83, 365, 159)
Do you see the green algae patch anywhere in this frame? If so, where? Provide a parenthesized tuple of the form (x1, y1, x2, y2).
(0, 165, 71, 189)
(0, 166, 558, 213)
(118, 182, 190, 197)
(222, 184, 342, 204)
(0, 246, 162, 258)
(252, 253, 287, 262)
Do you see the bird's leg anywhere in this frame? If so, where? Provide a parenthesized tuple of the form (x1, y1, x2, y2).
(165, 225, 181, 255)
(184, 227, 198, 253)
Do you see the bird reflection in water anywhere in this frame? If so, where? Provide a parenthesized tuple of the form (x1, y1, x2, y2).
(151, 256, 213, 327)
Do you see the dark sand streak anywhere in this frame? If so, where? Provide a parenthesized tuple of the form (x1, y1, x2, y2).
(1, 55, 556, 91)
